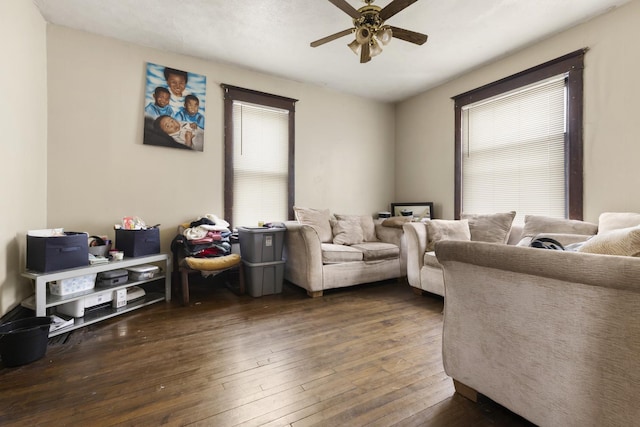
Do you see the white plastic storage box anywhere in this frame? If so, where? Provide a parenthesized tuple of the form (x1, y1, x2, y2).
(49, 273, 97, 296)
(238, 227, 285, 263)
(242, 260, 285, 297)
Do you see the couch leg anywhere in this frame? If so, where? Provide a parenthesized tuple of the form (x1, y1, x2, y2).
(412, 287, 425, 296)
(307, 290, 323, 298)
(453, 379, 478, 402)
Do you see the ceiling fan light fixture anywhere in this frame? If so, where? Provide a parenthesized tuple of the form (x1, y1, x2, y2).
(355, 26, 371, 45)
(376, 26, 393, 45)
(310, 0, 428, 64)
(370, 38, 382, 57)
(348, 39, 361, 55)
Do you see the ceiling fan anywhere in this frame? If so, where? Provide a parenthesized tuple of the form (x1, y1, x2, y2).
(310, 0, 428, 64)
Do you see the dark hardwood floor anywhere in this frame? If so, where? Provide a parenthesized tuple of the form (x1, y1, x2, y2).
(0, 277, 533, 426)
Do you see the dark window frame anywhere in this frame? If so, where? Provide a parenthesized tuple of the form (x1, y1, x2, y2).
(452, 48, 586, 220)
(221, 84, 297, 226)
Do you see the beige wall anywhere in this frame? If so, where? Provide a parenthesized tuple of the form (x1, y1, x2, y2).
(0, 1, 48, 316)
(4, 1, 635, 316)
(396, 0, 640, 222)
(45, 26, 395, 260)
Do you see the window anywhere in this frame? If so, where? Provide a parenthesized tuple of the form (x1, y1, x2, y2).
(453, 49, 585, 221)
(222, 85, 297, 228)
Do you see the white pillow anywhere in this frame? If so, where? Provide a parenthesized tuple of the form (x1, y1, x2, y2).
(330, 219, 364, 245)
(597, 212, 640, 234)
(461, 211, 516, 244)
(335, 214, 376, 242)
(426, 219, 471, 252)
(517, 215, 598, 246)
(578, 225, 640, 256)
(293, 207, 333, 243)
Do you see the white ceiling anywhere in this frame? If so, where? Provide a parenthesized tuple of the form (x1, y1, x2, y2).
(33, 0, 630, 103)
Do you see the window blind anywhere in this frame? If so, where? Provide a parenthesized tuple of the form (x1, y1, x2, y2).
(461, 75, 567, 224)
(232, 100, 289, 227)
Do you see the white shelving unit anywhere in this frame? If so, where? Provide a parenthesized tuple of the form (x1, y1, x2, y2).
(22, 253, 171, 337)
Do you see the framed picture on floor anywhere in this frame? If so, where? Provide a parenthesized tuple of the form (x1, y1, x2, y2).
(390, 202, 434, 221)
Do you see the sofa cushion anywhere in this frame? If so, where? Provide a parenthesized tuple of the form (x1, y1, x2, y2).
(461, 211, 516, 243)
(331, 219, 364, 245)
(518, 215, 598, 246)
(294, 207, 333, 243)
(351, 242, 399, 261)
(335, 214, 376, 242)
(321, 243, 363, 263)
(426, 219, 471, 252)
(578, 225, 640, 256)
(597, 212, 640, 234)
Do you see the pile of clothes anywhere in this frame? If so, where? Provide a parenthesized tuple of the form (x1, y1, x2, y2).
(171, 214, 232, 259)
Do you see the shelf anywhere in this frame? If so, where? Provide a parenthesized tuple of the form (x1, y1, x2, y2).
(45, 275, 166, 308)
(22, 253, 171, 334)
(49, 292, 166, 337)
(22, 254, 170, 282)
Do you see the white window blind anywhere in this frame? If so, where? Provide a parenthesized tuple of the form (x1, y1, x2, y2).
(232, 100, 289, 227)
(461, 75, 567, 224)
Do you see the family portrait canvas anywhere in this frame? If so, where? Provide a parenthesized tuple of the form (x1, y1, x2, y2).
(143, 62, 207, 151)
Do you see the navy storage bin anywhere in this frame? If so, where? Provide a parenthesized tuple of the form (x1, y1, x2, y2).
(27, 232, 89, 272)
(115, 228, 160, 258)
(0, 317, 52, 367)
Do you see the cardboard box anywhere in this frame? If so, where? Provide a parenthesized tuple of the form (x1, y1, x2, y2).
(27, 232, 89, 272)
(238, 227, 285, 263)
(115, 228, 160, 258)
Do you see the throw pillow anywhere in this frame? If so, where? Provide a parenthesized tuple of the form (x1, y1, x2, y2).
(293, 207, 333, 243)
(517, 215, 598, 246)
(426, 219, 471, 252)
(335, 214, 377, 242)
(381, 216, 412, 228)
(461, 211, 516, 243)
(597, 212, 640, 234)
(578, 225, 640, 256)
(330, 219, 364, 245)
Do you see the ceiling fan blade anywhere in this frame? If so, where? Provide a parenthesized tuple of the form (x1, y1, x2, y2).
(388, 26, 428, 45)
(379, 0, 419, 21)
(328, 0, 362, 19)
(360, 42, 371, 63)
(311, 28, 354, 47)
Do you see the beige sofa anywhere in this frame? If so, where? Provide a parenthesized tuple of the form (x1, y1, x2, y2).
(403, 212, 600, 297)
(282, 208, 405, 297)
(436, 239, 640, 426)
(403, 212, 522, 296)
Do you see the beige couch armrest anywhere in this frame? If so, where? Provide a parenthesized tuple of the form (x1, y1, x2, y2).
(375, 223, 407, 275)
(436, 240, 640, 290)
(375, 223, 402, 246)
(436, 240, 640, 426)
(402, 222, 428, 288)
(282, 221, 324, 292)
